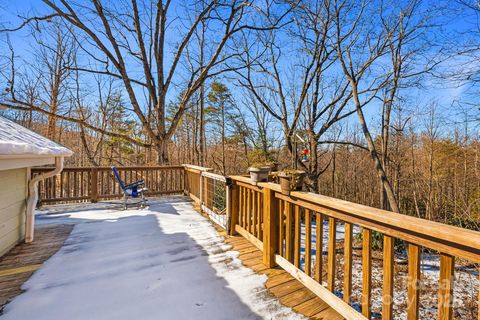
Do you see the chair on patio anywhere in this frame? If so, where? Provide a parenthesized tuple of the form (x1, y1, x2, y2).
(111, 166, 148, 210)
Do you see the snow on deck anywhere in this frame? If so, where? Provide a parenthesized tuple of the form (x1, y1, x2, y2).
(0, 196, 306, 320)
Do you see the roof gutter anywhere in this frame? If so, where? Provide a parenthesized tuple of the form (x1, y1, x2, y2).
(25, 156, 64, 243)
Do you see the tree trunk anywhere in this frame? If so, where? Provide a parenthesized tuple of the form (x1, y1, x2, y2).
(308, 132, 319, 193)
(351, 83, 400, 213)
(221, 103, 226, 175)
(156, 140, 169, 164)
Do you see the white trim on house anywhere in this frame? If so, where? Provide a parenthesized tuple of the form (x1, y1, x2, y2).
(0, 157, 57, 171)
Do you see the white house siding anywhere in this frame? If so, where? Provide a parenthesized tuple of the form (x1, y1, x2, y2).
(0, 168, 27, 256)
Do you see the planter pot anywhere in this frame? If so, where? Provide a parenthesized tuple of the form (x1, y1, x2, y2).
(270, 163, 279, 172)
(278, 171, 306, 195)
(248, 167, 271, 184)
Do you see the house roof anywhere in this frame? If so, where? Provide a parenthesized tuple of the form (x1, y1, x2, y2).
(0, 116, 73, 157)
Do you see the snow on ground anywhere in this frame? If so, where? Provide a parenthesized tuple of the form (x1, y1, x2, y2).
(0, 196, 306, 320)
(299, 219, 361, 275)
(295, 218, 478, 319)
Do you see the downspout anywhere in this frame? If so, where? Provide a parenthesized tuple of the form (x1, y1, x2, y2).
(25, 156, 64, 243)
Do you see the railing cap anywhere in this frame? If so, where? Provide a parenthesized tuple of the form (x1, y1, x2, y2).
(182, 164, 213, 172)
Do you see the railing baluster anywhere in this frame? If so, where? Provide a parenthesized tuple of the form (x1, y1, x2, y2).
(438, 254, 454, 320)
(237, 186, 242, 227)
(327, 217, 337, 292)
(53, 171, 57, 199)
(80, 171, 84, 198)
(315, 212, 323, 284)
(294, 205, 301, 268)
(65, 171, 71, 198)
(362, 228, 372, 318)
(279, 200, 285, 257)
(407, 243, 421, 320)
(252, 190, 257, 237)
(257, 191, 262, 239)
(285, 202, 293, 262)
(305, 209, 312, 276)
(60, 171, 64, 199)
(241, 187, 246, 228)
(344, 222, 353, 304)
(246, 188, 251, 233)
(383, 235, 395, 320)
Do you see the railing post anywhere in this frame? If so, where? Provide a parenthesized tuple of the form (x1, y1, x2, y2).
(263, 185, 278, 268)
(90, 167, 98, 203)
(183, 167, 188, 196)
(227, 179, 238, 235)
(199, 172, 204, 210)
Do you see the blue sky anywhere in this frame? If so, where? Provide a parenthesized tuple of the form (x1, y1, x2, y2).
(1, 0, 478, 139)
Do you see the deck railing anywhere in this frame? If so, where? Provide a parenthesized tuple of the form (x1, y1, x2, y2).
(225, 175, 480, 320)
(183, 165, 211, 203)
(32, 164, 480, 319)
(32, 166, 185, 204)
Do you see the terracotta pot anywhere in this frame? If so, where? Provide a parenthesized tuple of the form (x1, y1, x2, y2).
(248, 167, 271, 184)
(278, 171, 306, 195)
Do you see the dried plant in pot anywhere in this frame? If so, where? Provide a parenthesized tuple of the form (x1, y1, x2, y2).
(269, 161, 279, 172)
(248, 163, 271, 185)
(278, 170, 306, 195)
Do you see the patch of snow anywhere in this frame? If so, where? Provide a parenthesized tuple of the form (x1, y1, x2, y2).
(1, 197, 306, 320)
(299, 219, 361, 275)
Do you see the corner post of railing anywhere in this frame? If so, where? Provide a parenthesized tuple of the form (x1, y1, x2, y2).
(182, 166, 188, 196)
(226, 178, 238, 235)
(263, 184, 278, 268)
(90, 167, 98, 203)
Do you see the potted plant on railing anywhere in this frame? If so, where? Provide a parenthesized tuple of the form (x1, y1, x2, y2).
(269, 161, 279, 172)
(248, 163, 272, 185)
(278, 169, 306, 195)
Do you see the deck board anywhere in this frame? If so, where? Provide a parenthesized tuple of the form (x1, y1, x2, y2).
(0, 224, 73, 311)
(280, 288, 317, 307)
(225, 233, 344, 320)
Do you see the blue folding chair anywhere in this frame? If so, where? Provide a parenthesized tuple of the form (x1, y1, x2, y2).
(111, 166, 148, 209)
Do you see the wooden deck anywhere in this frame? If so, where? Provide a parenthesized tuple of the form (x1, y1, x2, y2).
(20, 165, 480, 319)
(0, 200, 342, 319)
(222, 233, 344, 320)
(0, 224, 73, 311)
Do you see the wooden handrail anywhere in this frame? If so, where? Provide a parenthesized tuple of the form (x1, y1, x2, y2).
(32, 165, 184, 171)
(182, 164, 212, 172)
(201, 171, 227, 182)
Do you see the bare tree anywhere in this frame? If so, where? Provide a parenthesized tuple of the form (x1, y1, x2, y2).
(333, 0, 436, 212)
(34, 22, 76, 140)
(51, 0, 287, 163)
(236, 0, 354, 191)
